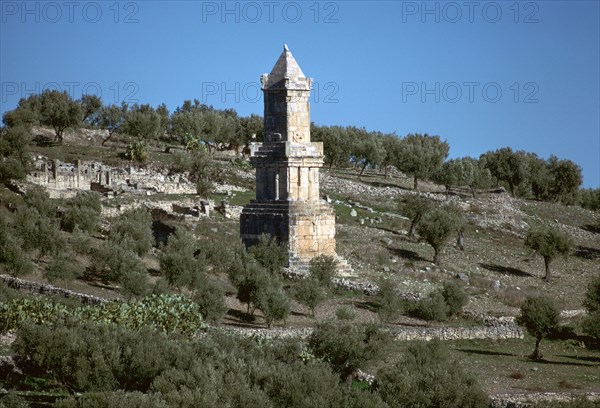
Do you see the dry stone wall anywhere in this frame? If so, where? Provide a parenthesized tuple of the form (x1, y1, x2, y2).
(0, 275, 108, 305)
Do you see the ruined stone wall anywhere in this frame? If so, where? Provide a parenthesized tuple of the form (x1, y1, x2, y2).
(26, 156, 196, 198)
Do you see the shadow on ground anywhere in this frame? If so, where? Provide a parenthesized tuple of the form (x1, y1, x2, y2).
(456, 348, 517, 357)
(581, 224, 600, 234)
(575, 245, 600, 260)
(479, 263, 533, 277)
(388, 247, 428, 262)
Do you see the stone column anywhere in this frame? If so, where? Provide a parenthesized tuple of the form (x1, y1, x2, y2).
(75, 160, 81, 188)
(52, 160, 59, 186)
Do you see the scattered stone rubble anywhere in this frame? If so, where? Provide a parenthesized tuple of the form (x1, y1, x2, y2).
(489, 392, 600, 407)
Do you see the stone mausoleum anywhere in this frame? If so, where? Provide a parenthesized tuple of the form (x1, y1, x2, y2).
(240, 45, 351, 274)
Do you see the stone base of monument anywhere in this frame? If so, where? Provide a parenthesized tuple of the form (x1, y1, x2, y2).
(240, 199, 352, 276)
(286, 255, 354, 278)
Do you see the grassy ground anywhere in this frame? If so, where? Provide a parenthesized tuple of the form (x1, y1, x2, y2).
(449, 337, 600, 395)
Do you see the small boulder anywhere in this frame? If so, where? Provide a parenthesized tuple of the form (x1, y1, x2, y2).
(380, 237, 393, 246)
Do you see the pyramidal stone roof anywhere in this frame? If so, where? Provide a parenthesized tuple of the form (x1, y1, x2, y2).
(262, 44, 311, 90)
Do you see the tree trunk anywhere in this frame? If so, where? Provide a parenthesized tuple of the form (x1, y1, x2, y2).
(433, 247, 441, 266)
(408, 220, 418, 240)
(413, 176, 418, 191)
(544, 257, 551, 281)
(101, 131, 114, 146)
(359, 162, 367, 177)
(457, 230, 464, 251)
(329, 162, 334, 171)
(532, 336, 543, 360)
(471, 186, 476, 199)
(508, 181, 515, 197)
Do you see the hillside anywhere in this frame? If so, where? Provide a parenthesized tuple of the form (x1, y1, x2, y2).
(1, 129, 599, 405)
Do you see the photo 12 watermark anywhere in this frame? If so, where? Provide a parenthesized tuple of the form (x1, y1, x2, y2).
(401, 1, 539, 24)
(200, 81, 339, 104)
(1, 1, 140, 23)
(200, 1, 339, 24)
(1, 81, 140, 104)
(401, 81, 540, 104)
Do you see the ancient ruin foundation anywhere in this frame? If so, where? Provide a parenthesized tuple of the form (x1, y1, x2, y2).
(240, 45, 351, 274)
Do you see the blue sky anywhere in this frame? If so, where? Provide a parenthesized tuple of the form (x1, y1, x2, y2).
(1, 0, 599, 187)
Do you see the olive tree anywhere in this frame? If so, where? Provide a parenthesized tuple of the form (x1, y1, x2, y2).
(395, 133, 449, 190)
(160, 228, 205, 291)
(480, 147, 528, 197)
(524, 226, 573, 281)
(516, 295, 559, 360)
(109, 207, 154, 257)
(0, 126, 31, 184)
(397, 194, 434, 239)
(38, 90, 83, 143)
(417, 205, 463, 266)
(96, 103, 128, 145)
(46, 254, 85, 290)
(61, 191, 102, 233)
(293, 278, 326, 317)
(582, 274, 600, 340)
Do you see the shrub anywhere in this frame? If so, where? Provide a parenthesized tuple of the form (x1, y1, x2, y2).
(193, 279, 227, 323)
(0, 392, 29, 408)
(261, 361, 351, 408)
(46, 254, 85, 290)
(120, 268, 150, 301)
(294, 278, 326, 317)
(259, 287, 291, 328)
(13, 322, 188, 392)
(54, 391, 168, 408)
(0, 231, 33, 277)
(70, 228, 93, 255)
(79, 295, 205, 335)
(109, 207, 153, 257)
(441, 280, 468, 317)
(309, 254, 337, 287)
(583, 274, 600, 339)
(377, 340, 488, 408)
(376, 278, 403, 323)
(61, 191, 102, 233)
(248, 234, 287, 276)
(24, 186, 54, 217)
(159, 228, 205, 290)
(93, 240, 147, 290)
(411, 290, 449, 323)
(125, 140, 148, 164)
(335, 306, 356, 322)
(308, 322, 390, 380)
